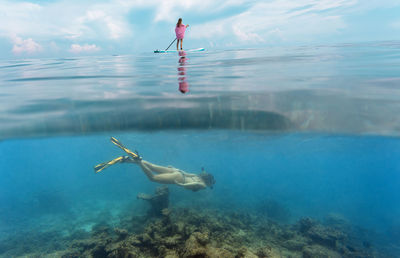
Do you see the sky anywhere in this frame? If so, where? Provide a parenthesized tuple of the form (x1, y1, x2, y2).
(0, 0, 400, 58)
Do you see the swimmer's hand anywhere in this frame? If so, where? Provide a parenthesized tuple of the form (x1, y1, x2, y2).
(186, 24, 189, 28)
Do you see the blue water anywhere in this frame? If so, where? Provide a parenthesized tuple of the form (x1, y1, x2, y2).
(1, 42, 400, 256)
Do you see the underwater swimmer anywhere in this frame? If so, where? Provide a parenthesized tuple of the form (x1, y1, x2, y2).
(94, 137, 216, 192)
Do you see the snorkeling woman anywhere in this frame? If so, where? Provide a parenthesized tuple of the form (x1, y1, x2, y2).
(94, 137, 216, 192)
(175, 18, 189, 50)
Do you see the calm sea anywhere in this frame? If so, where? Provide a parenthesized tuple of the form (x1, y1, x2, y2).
(0, 42, 399, 256)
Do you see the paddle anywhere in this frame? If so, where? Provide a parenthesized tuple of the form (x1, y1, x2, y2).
(165, 38, 177, 51)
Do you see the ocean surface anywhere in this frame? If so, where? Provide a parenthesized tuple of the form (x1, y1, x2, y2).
(0, 42, 400, 257)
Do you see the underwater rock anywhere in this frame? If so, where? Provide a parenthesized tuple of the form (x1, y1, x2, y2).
(236, 246, 259, 258)
(92, 223, 112, 235)
(255, 246, 275, 258)
(293, 217, 378, 257)
(114, 228, 129, 240)
(161, 235, 182, 248)
(183, 232, 235, 258)
(296, 217, 345, 249)
(307, 224, 345, 249)
(282, 238, 308, 251)
(69, 230, 113, 257)
(107, 246, 140, 258)
(164, 250, 180, 258)
(183, 232, 208, 257)
(137, 186, 169, 217)
(192, 231, 210, 245)
(279, 228, 295, 240)
(297, 217, 317, 233)
(302, 244, 341, 258)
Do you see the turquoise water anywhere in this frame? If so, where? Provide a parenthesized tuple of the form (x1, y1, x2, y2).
(1, 43, 400, 256)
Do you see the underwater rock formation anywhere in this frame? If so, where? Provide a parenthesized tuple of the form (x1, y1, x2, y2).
(137, 186, 169, 217)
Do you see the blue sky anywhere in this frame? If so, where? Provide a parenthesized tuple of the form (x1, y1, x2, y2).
(1, 0, 400, 58)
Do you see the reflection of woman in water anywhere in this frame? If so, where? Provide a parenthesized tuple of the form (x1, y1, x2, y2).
(95, 138, 215, 192)
(178, 51, 189, 93)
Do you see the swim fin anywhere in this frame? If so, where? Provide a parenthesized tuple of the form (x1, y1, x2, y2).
(94, 156, 125, 173)
(110, 137, 141, 160)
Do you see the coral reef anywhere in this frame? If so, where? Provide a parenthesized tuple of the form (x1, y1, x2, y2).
(52, 208, 375, 258)
(0, 193, 384, 257)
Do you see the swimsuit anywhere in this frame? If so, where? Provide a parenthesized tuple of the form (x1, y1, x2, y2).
(178, 169, 201, 184)
(168, 165, 201, 184)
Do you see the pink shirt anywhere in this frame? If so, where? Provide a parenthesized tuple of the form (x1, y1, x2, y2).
(175, 25, 186, 39)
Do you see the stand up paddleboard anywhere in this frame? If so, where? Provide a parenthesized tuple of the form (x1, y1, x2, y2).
(154, 48, 205, 53)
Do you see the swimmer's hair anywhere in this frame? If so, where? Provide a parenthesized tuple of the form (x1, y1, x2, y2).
(177, 18, 182, 27)
(200, 170, 216, 189)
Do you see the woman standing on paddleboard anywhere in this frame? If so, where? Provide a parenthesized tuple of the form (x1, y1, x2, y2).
(175, 18, 189, 50)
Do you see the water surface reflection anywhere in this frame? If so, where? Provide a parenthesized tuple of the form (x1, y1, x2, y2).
(178, 51, 189, 94)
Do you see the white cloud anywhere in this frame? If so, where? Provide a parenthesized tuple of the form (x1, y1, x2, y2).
(0, 0, 363, 43)
(11, 36, 42, 54)
(0, 0, 400, 56)
(76, 9, 127, 39)
(151, 0, 249, 22)
(391, 20, 400, 29)
(49, 41, 60, 51)
(69, 43, 100, 53)
(0, 0, 250, 40)
(0, 0, 134, 41)
(191, 0, 353, 43)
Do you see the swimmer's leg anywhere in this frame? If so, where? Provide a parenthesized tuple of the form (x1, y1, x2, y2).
(176, 39, 180, 50)
(139, 161, 157, 181)
(180, 39, 183, 50)
(141, 160, 175, 174)
(139, 162, 178, 184)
